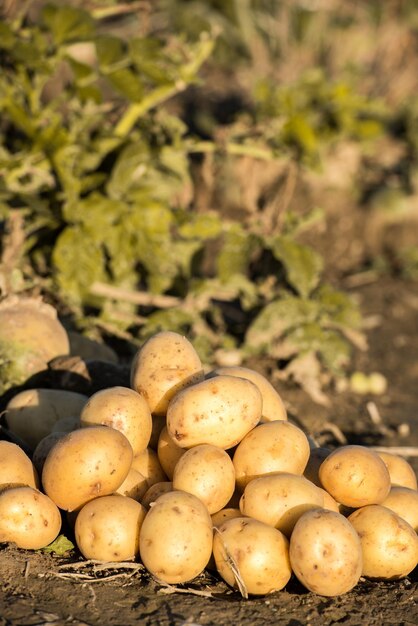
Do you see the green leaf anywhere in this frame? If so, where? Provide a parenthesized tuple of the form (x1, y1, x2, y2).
(95, 35, 126, 68)
(106, 68, 144, 102)
(270, 236, 323, 298)
(41, 534, 75, 556)
(282, 114, 317, 154)
(106, 143, 149, 200)
(288, 323, 351, 374)
(0, 22, 15, 50)
(216, 223, 256, 282)
(179, 212, 223, 239)
(140, 308, 196, 340)
(42, 5, 95, 45)
(129, 37, 173, 84)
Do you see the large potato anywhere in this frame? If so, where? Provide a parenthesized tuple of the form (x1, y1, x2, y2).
(130, 331, 204, 416)
(166, 375, 262, 450)
(319, 445, 391, 508)
(139, 490, 213, 583)
(348, 505, 418, 579)
(289, 509, 363, 596)
(173, 444, 235, 514)
(209, 366, 287, 422)
(0, 440, 39, 489)
(42, 426, 133, 511)
(80, 386, 152, 456)
(376, 451, 417, 490)
(233, 420, 310, 491)
(6, 388, 88, 450)
(0, 486, 61, 549)
(240, 473, 324, 536)
(213, 517, 292, 595)
(75, 495, 146, 561)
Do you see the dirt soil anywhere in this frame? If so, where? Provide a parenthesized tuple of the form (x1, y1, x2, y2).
(0, 275, 417, 626)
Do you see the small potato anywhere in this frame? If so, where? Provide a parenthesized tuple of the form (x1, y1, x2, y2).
(233, 421, 310, 491)
(289, 509, 363, 596)
(348, 505, 418, 579)
(6, 388, 88, 450)
(318, 488, 341, 513)
(319, 445, 391, 508)
(42, 426, 133, 511)
(131, 447, 167, 487)
(0, 486, 61, 549)
(213, 517, 292, 595)
(130, 331, 204, 416)
(75, 495, 146, 561)
(80, 386, 152, 456)
(240, 473, 324, 537)
(115, 468, 149, 502)
(167, 375, 262, 450)
(141, 481, 173, 509)
(376, 451, 417, 490)
(0, 441, 39, 489)
(139, 490, 213, 584)
(173, 444, 235, 514)
(209, 366, 287, 422)
(157, 426, 187, 479)
(211, 507, 242, 528)
(380, 487, 418, 532)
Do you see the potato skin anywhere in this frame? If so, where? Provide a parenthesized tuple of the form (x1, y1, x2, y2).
(319, 445, 391, 508)
(0, 441, 39, 489)
(157, 426, 186, 479)
(376, 451, 417, 490)
(139, 490, 213, 584)
(0, 486, 61, 549)
(75, 495, 146, 561)
(289, 509, 363, 596)
(166, 375, 262, 450)
(213, 517, 292, 595)
(348, 504, 418, 579)
(130, 331, 204, 416)
(80, 386, 152, 456)
(42, 426, 133, 511)
(380, 487, 418, 532)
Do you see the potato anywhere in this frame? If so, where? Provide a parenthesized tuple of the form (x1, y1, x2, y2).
(6, 388, 88, 450)
(148, 414, 167, 450)
(240, 473, 324, 536)
(233, 421, 310, 491)
(114, 468, 149, 502)
(318, 487, 341, 513)
(209, 366, 287, 422)
(0, 441, 39, 489)
(376, 451, 417, 490)
(289, 509, 363, 596)
(130, 331, 204, 416)
(319, 445, 391, 508)
(0, 296, 70, 394)
(32, 432, 67, 475)
(131, 447, 167, 487)
(173, 444, 235, 514)
(141, 481, 173, 509)
(303, 447, 332, 487)
(51, 415, 80, 434)
(75, 495, 146, 561)
(380, 487, 418, 532)
(211, 507, 242, 528)
(166, 375, 262, 450)
(157, 426, 187, 479)
(80, 386, 152, 456)
(212, 517, 292, 595)
(139, 490, 213, 583)
(348, 505, 418, 579)
(42, 426, 133, 511)
(0, 486, 61, 549)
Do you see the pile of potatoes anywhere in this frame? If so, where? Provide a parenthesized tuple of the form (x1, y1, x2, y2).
(1, 330, 418, 598)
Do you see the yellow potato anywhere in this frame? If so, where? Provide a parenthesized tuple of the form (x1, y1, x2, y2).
(80, 386, 152, 456)
(131, 447, 167, 487)
(173, 444, 235, 514)
(42, 426, 133, 511)
(213, 517, 291, 595)
(380, 487, 418, 532)
(319, 445, 391, 508)
(289, 509, 363, 596)
(376, 451, 417, 490)
(114, 468, 149, 502)
(0, 486, 61, 549)
(166, 375, 262, 450)
(141, 481, 173, 509)
(211, 507, 242, 528)
(0, 441, 39, 489)
(6, 388, 88, 450)
(209, 366, 287, 422)
(139, 490, 213, 583)
(240, 473, 324, 536)
(348, 504, 418, 579)
(157, 426, 187, 479)
(130, 331, 204, 416)
(233, 420, 310, 491)
(75, 495, 146, 561)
